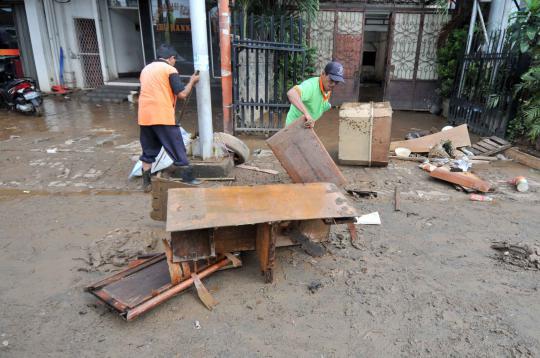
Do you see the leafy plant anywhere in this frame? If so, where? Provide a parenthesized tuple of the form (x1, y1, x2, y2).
(436, 28, 467, 98)
(507, 0, 540, 141)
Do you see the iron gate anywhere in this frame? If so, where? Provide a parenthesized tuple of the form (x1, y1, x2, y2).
(232, 13, 306, 133)
(449, 31, 522, 137)
(74, 18, 104, 89)
(384, 12, 447, 110)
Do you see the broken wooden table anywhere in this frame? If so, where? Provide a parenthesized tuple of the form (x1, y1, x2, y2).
(166, 182, 359, 283)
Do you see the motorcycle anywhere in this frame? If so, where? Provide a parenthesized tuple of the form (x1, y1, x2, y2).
(0, 56, 43, 116)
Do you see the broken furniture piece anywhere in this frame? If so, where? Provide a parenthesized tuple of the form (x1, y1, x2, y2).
(166, 183, 359, 283)
(86, 253, 241, 320)
(266, 117, 347, 186)
(338, 102, 393, 166)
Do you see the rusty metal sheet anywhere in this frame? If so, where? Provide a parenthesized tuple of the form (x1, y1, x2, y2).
(266, 118, 347, 186)
(166, 183, 357, 232)
(86, 254, 233, 320)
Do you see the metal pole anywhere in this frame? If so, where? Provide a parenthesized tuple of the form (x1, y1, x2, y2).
(190, 0, 214, 159)
(458, 0, 478, 97)
(219, 0, 233, 134)
(475, 0, 489, 45)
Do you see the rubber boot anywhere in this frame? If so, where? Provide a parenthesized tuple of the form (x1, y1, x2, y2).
(179, 165, 202, 185)
(142, 169, 152, 193)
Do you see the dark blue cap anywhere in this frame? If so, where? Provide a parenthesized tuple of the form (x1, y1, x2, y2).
(324, 61, 345, 83)
(157, 43, 179, 60)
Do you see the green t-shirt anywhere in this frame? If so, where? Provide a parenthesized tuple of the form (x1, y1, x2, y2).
(285, 76, 331, 126)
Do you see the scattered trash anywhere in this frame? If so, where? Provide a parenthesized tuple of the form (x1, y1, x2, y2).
(470, 194, 493, 202)
(491, 241, 540, 270)
(509, 176, 529, 192)
(194, 320, 201, 330)
(23, 190, 30, 194)
(441, 125, 453, 131)
(2, 340, 7, 347)
(405, 129, 431, 140)
(394, 186, 401, 211)
(394, 147, 411, 158)
(46, 148, 57, 154)
(390, 124, 471, 153)
(308, 280, 323, 294)
(496, 154, 508, 160)
(428, 143, 451, 159)
(450, 158, 472, 172)
(355, 212, 381, 225)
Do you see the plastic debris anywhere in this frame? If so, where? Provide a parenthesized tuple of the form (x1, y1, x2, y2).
(355, 212, 381, 225)
(470, 194, 493, 202)
(194, 320, 201, 330)
(509, 176, 528, 192)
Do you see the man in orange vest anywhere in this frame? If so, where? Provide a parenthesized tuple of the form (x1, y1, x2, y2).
(138, 43, 200, 192)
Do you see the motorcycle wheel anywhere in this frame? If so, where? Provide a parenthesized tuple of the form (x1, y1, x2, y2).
(31, 99, 43, 116)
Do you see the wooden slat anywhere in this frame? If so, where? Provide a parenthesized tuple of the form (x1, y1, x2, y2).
(472, 144, 488, 153)
(166, 183, 358, 232)
(476, 140, 498, 151)
(490, 136, 510, 146)
(483, 138, 503, 149)
(390, 124, 471, 152)
(504, 147, 540, 170)
(266, 117, 347, 186)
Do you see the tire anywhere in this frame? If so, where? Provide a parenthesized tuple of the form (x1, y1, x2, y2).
(214, 132, 250, 164)
(31, 99, 43, 116)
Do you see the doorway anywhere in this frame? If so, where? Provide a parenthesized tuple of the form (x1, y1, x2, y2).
(358, 12, 389, 102)
(108, 2, 145, 79)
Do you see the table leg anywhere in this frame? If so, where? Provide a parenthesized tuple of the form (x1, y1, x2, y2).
(256, 223, 278, 283)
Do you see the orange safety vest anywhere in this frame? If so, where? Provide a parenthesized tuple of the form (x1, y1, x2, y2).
(138, 61, 178, 126)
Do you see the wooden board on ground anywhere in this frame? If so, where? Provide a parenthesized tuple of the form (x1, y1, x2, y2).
(461, 136, 511, 157)
(266, 117, 347, 186)
(429, 168, 493, 192)
(166, 182, 358, 232)
(390, 124, 471, 152)
(504, 147, 540, 170)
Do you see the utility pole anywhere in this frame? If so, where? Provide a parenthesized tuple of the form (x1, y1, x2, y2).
(219, 0, 233, 134)
(189, 0, 213, 159)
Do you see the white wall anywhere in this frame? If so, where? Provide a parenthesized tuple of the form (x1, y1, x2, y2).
(109, 9, 144, 74)
(24, 0, 55, 91)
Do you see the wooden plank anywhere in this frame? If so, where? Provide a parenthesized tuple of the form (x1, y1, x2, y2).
(266, 117, 347, 186)
(166, 183, 358, 232)
(483, 138, 503, 149)
(390, 124, 471, 153)
(504, 147, 540, 170)
(236, 164, 279, 175)
(256, 223, 277, 283)
(471, 144, 488, 153)
(489, 136, 510, 146)
(430, 168, 493, 192)
(476, 140, 498, 151)
(162, 239, 182, 285)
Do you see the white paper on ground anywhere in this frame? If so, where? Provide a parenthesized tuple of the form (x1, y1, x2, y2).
(355, 212, 381, 225)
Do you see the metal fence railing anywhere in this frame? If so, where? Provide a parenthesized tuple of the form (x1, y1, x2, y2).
(449, 30, 523, 138)
(232, 12, 307, 133)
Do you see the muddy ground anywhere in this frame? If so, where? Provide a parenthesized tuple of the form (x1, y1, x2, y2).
(1, 96, 540, 357)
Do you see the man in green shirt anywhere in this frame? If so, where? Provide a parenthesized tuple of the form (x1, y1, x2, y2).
(285, 61, 344, 128)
